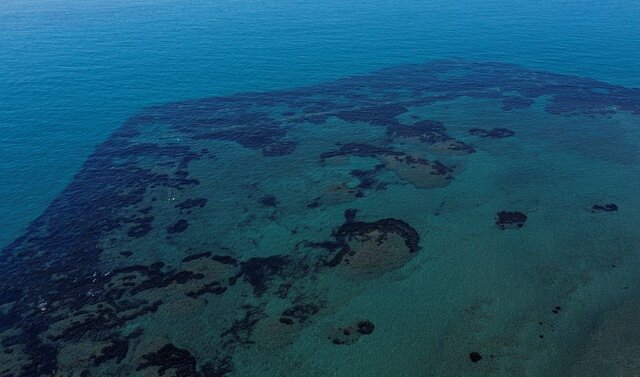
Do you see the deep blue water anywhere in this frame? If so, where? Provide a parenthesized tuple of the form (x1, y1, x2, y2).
(1, 0, 639, 247)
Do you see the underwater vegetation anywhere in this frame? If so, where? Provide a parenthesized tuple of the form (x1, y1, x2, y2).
(1, 60, 639, 377)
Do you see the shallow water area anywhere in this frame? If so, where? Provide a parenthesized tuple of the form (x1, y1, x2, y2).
(1, 60, 640, 377)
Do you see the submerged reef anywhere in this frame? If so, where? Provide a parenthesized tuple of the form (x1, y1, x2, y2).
(1, 60, 640, 376)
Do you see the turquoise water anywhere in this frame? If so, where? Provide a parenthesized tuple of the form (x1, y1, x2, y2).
(2, 1, 640, 377)
(2, 0, 640, 246)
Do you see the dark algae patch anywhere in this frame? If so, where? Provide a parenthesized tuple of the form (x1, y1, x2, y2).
(1, 60, 640, 376)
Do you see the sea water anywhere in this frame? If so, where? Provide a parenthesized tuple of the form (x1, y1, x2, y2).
(1, 1, 640, 376)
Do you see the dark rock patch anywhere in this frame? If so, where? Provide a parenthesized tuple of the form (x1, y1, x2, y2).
(496, 211, 527, 230)
(127, 223, 153, 238)
(183, 252, 213, 263)
(211, 255, 239, 266)
(167, 219, 189, 234)
(279, 317, 294, 325)
(3, 60, 640, 376)
(280, 304, 320, 325)
(330, 218, 421, 267)
(344, 208, 358, 223)
(200, 357, 234, 377)
(186, 282, 227, 299)
(387, 120, 475, 153)
(301, 240, 344, 251)
(220, 305, 265, 347)
(356, 320, 375, 335)
(307, 197, 321, 208)
(469, 127, 515, 139)
(259, 195, 278, 207)
(592, 203, 618, 212)
(175, 198, 208, 210)
(137, 343, 198, 376)
(329, 319, 375, 345)
(349, 166, 385, 190)
(92, 338, 129, 366)
(469, 352, 482, 363)
(336, 104, 408, 126)
(502, 96, 534, 111)
(193, 122, 284, 150)
(275, 283, 292, 299)
(262, 141, 297, 157)
(326, 218, 420, 279)
(321, 143, 399, 160)
(238, 256, 292, 296)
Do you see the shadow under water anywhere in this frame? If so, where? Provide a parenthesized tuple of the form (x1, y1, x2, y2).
(2, 60, 640, 377)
